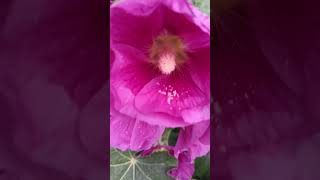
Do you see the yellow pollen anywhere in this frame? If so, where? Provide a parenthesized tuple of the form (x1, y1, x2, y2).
(149, 34, 187, 75)
(158, 54, 176, 75)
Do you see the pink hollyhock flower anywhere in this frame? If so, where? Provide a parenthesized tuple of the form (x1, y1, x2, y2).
(169, 121, 210, 180)
(110, 0, 210, 129)
(110, 0, 210, 178)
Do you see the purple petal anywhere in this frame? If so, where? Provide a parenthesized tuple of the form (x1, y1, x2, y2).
(110, 111, 135, 151)
(169, 121, 210, 179)
(130, 119, 165, 150)
(111, 4, 163, 53)
(135, 74, 209, 125)
(169, 151, 195, 180)
(110, 109, 164, 151)
(136, 112, 189, 127)
(110, 86, 164, 151)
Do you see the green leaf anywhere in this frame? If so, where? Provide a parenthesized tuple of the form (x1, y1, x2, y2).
(168, 128, 180, 146)
(193, 154, 210, 180)
(191, 0, 210, 15)
(110, 148, 177, 180)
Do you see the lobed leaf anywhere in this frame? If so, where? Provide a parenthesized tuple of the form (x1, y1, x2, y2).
(110, 148, 177, 180)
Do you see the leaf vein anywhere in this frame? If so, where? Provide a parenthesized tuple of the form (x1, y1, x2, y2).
(119, 164, 132, 180)
(133, 164, 136, 180)
(138, 161, 166, 166)
(110, 161, 130, 167)
(115, 149, 131, 160)
(136, 164, 152, 180)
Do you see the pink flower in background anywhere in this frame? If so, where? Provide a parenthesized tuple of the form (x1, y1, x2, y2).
(174, 121, 210, 160)
(170, 121, 210, 180)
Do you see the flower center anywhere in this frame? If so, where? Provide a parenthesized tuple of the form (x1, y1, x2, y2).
(158, 53, 176, 75)
(150, 34, 187, 75)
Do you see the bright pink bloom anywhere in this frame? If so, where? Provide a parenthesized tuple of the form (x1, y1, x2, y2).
(169, 151, 195, 180)
(169, 121, 210, 180)
(110, 0, 210, 127)
(110, 0, 210, 177)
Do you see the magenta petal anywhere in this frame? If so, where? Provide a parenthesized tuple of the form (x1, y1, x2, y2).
(130, 119, 164, 150)
(136, 112, 189, 128)
(111, 0, 162, 16)
(174, 121, 210, 160)
(110, 112, 135, 151)
(110, 111, 164, 151)
(135, 74, 208, 124)
(111, 45, 156, 95)
(110, 88, 164, 151)
(111, 0, 209, 51)
(111, 4, 163, 52)
(111, 84, 138, 118)
(181, 30, 210, 51)
(111, 47, 157, 118)
(184, 0, 210, 33)
(110, 55, 165, 151)
(115, 62, 155, 95)
(181, 104, 210, 123)
(190, 120, 210, 140)
(199, 125, 210, 145)
(112, 0, 204, 22)
(188, 47, 210, 97)
(111, 44, 150, 70)
(169, 151, 194, 180)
